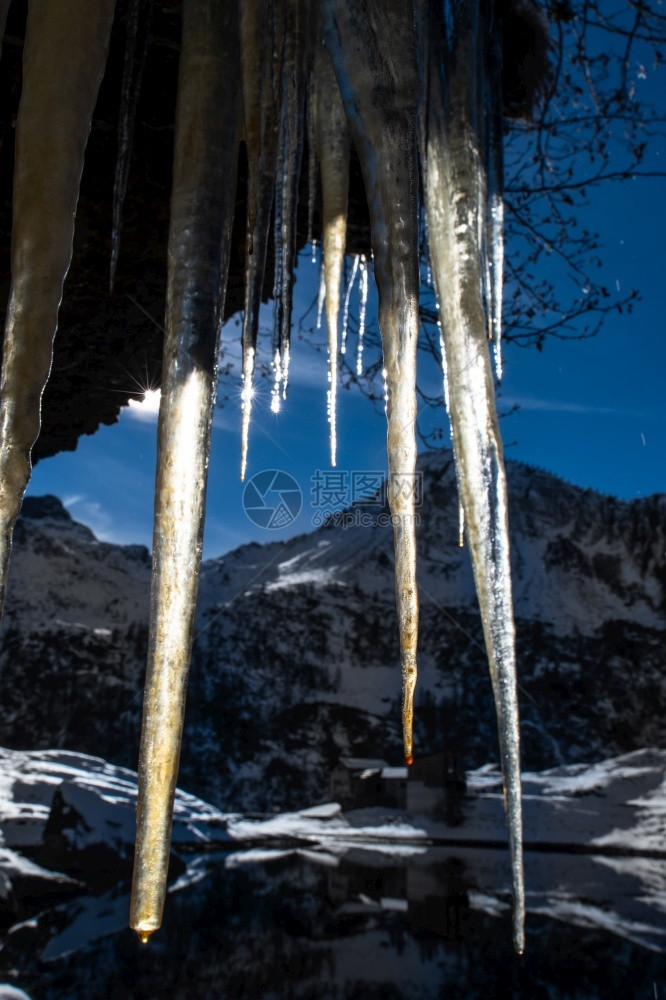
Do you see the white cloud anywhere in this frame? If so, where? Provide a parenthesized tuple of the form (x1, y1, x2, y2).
(125, 389, 161, 422)
(503, 395, 643, 417)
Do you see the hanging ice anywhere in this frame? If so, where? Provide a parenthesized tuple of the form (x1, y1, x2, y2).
(0, 0, 540, 956)
(356, 254, 368, 376)
(110, 0, 152, 292)
(306, 60, 318, 250)
(273, 0, 309, 398)
(130, 0, 241, 941)
(316, 258, 326, 331)
(340, 252, 359, 356)
(313, 29, 350, 467)
(322, 0, 421, 768)
(239, 0, 281, 480)
(484, 0, 505, 379)
(422, 0, 524, 953)
(0, 0, 117, 623)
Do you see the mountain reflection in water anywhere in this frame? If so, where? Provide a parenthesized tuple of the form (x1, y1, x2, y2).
(2, 845, 666, 998)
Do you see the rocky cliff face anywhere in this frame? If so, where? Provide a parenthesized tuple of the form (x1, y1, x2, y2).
(0, 452, 664, 811)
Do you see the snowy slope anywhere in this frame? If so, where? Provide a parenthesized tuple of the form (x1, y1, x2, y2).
(0, 453, 664, 811)
(1, 747, 665, 965)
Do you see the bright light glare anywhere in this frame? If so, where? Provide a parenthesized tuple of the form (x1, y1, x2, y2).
(127, 388, 162, 421)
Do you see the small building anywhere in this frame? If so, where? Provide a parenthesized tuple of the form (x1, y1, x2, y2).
(330, 751, 466, 821)
(330, 757, 408, 810)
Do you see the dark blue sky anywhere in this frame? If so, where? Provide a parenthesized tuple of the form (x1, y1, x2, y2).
(26, 72, 666, 558)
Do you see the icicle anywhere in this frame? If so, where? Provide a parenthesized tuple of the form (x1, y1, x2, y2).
(316, 259, 326, 331)
(270, 348, 282, 413)
(423, 0, 524, 953)
(458, 498, 465, 548)
(240, 0, 268, 245)
(314, 31, 350, 467)
(356, 253, 368, 376)
(273, 0, 310, 392)
(322, 0, 421, 768)
(306, 69, 317, 250)
(340, 252, 359, 356)
(281, 339, 290, 398)
(110, 0, 152, 292)
(240, 348, 255, 483)
(438, 324, 450, 416)
(0, 0, 117, 624)
(486, 3, 505, 379)
(239, 0, 281, 480)
(130, 0, 241, 941)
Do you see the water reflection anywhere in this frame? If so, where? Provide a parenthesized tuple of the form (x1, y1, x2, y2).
(2, 845, 666, 998)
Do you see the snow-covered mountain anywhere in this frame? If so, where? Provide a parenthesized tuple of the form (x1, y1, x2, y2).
(0, 453, 664, 811)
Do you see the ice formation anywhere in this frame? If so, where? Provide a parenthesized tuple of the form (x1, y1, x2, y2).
(130, 0, 241, 941)
(110, 0, 151, 292)
(422, 0, 523, 952)
(0, 0, 117, 623)
(0, 0, 542, 951)
(239, 0, 282, 480)
(313, 31, 350, 467)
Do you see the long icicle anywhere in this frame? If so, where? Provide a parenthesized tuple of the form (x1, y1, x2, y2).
(313, 32, 350, 468)
(322, 0, 421, 767)
(109, 0, 152, 292)
(423, 0, 524, 953)
(486, 0, 505, 378)
(306, 58, 318, 251)
(0, 0, 117, 622)
(239, 0, 280, 480)
(130, 0, 240, 941)
(273, 0, 309, 398)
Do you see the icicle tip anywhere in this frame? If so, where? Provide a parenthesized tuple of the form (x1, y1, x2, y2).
(136, 928, 155, 945)
(404, 752, 414, 767)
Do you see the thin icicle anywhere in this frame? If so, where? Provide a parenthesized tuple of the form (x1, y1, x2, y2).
(316, 259, 326, 331)
(0, 0, 116, 624)
(130, 0, 241, 941)
(281, 339, 290, 398)
(314, 29, 350, 467)
(356, 254, 368, 376)
(438, 324, 450, 415)
(493, 334, 503, 381)
(458, 498, 465, 548)
(270, 349, 282, 413)
(110, 0, 152, 292)
(340, 252, 359, 356)
(486, 3, 505, 379)
(322, 0, 421, 768)
(273, 0, 309, 391)
(239, 0, 280, 480)
(423, 0, 524, 954)
(306, 71, 317, 249)
(240, 348, 255, 483)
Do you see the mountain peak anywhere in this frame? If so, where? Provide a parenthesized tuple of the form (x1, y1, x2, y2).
(19, 495, 72, 522)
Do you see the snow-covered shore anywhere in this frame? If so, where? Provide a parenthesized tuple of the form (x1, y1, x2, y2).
(1, 745, 665, 907)
(0, 746, 665, 968)
(2, 746, 666, 858)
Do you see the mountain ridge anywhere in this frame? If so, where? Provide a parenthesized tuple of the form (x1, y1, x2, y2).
(1, 451, 664, 811)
